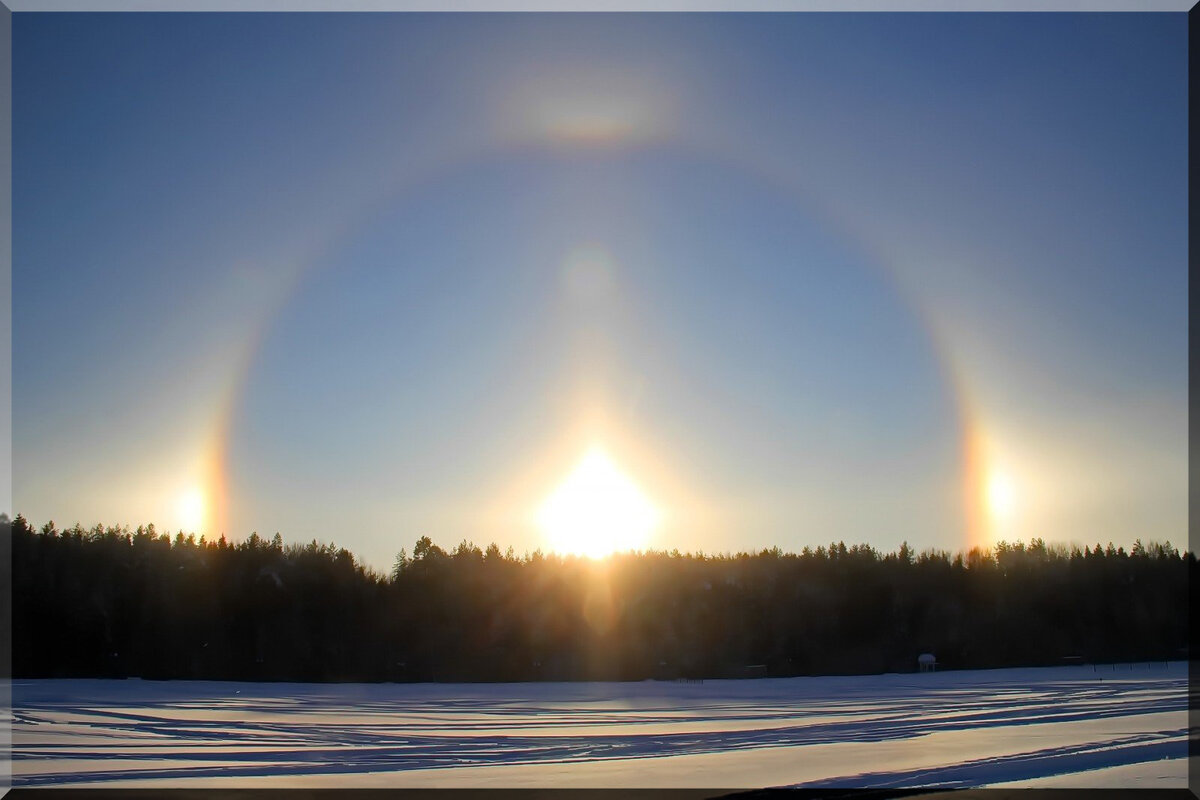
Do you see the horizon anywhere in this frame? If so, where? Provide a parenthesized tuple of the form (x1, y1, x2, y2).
(13, 13, 1187, 573)
(5, 511, 1189, 575)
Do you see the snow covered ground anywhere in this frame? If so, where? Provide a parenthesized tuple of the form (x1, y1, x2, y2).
(8, 662, 1189, 789)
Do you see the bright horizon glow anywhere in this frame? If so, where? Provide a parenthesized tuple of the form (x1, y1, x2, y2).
(536, 447, 662, 558)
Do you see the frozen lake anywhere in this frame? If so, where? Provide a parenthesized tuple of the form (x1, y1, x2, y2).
(9, 662, 1189, 789)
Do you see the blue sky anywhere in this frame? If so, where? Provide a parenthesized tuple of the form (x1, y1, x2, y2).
(13, 13, 1187, 569)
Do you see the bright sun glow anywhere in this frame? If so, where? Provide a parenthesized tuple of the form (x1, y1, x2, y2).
(536, 447, 661, 558)
(986, 472, 1017, 521)
(177, 487, 205, 534)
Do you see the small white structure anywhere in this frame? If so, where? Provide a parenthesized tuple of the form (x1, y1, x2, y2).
(918, 653, 937, 673)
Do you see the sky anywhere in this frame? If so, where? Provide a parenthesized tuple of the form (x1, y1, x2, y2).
(12, 13, 1188, 570)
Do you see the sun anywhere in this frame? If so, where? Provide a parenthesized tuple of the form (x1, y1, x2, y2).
(986, 471, 1017, 521)
(177, 487, 206, 534)
(536, 447, 661, 558)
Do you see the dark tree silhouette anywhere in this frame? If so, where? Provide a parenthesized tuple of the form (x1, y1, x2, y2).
(4, 514, 1191, 682)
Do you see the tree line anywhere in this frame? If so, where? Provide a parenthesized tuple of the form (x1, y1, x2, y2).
(5, 514, 1192, 682)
